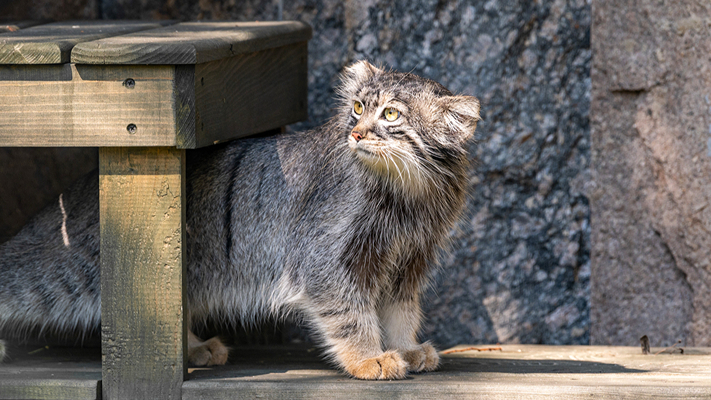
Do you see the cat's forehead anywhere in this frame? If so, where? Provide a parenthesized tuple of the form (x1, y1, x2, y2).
(355, 72, 452, 103)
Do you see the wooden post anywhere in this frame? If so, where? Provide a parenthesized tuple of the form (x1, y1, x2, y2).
(99, 147, 186, 400)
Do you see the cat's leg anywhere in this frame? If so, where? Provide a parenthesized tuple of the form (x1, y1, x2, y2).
(380, 296, 440, 373)
(308, 300, 408, 380)
(187, 330, 229, 366)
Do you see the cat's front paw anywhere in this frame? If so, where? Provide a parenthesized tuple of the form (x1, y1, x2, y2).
(401, 342, 440, 372)
(345, 350, 408, 380)
(188, 336, 229, 366)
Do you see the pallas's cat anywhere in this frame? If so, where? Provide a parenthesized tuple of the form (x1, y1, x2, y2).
(0, 61, 479, 379)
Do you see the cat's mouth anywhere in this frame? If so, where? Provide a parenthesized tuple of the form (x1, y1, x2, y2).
(355, 145, 376, 156)
(349, 137, 380, 161)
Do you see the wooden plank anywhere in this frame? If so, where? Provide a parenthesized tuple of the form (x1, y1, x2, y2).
(0, 379, 100, 400)
(0, 64, 178, 146)
(2, 344, 710, 399)
(0, 49, 307, 148)
(0, 345, 100, 400)
(99, 148, 186, 400)
(192, 42, 308, 147)
(174, 65, 196, 148)
(183, 381, 711, 400)
(0, 21, 174, 64)
(0, 21, 44, 33)
(182, 345, 711, 400)
(71, 21, 312, 65)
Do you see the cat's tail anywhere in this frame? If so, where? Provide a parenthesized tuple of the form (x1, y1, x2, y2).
(0, 171, 101, 347)
(0, 339, 5, 362)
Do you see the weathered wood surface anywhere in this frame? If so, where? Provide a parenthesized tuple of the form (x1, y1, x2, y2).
(0, 345, 100, 400)
(1, 344, 709, 399)
(182, 345, 711, 399)
(174, 65, 196, 148)
(0, 21, 173, 64)
(0, 20, 310, 148)
(71, 21, 312, 65)
(99, 148, 186, 400)
(0, 21, 43, 33)
(0, 64, 180, 147)
(0, 47, 307, 148)
(193, 42, 308, 146)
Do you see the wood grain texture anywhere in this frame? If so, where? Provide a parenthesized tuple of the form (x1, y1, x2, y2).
(174, 65, 196, 148)
(0, 21, 174, 64)
(192, 42, 308, 147)
(0, 345, 100, 400)
(99, 147, 186, 400)
(71, 21, 312, 65)
(0, 21, 44, 33)
(181, 344, 711, 400)
(2, 344, 710, 399)
(0, 380, 99, 400)
(0, 64, 179, 147)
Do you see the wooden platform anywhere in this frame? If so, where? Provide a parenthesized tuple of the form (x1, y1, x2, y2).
(1, 344, 709, 399)
(1, 20, 311, 400)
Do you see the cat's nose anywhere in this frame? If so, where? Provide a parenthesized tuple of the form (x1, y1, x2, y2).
(351, 130, 363, 142)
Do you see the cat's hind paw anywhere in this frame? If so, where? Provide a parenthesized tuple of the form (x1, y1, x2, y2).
(188, 336, 229, 366)
(401, 342, 440, 373)
(345, 350, 408, 380)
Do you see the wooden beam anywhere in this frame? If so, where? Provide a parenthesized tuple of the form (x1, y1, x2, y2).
(174, 65, 196, 149)
(192, 42, 308, 147)
(0, 43, 308, 148)
(0, 21, 174, 64)
(0, 64, 179, 147)
(99, 147, 186, 400)
(71, 21, 312, 65)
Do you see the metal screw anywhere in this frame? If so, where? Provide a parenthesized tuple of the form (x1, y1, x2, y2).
(123, 78, 135, 89)
(127, 124, 137, 134)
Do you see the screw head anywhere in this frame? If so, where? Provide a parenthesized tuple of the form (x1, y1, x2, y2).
(127, 123, 137, 134)
(123, 78, 135, 89)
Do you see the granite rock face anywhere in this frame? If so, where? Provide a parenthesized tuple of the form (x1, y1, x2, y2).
(0, 0, 592, 346)
(592, 0, 710, 347)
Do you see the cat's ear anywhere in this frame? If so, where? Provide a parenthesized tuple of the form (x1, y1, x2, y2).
(338, 60, 383, 103)
(344, 60, 383, 82)
(439, 95, 481, 142)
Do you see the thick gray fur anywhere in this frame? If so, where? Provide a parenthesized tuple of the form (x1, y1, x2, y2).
(0, 61, 479, 379)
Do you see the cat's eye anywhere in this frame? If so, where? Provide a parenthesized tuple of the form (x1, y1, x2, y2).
(353, 101, 364, 115)
(383, 107, 400, 122)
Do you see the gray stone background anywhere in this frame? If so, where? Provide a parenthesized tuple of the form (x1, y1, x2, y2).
(592, 0, 710, 347)
(0, 0, 705, 348)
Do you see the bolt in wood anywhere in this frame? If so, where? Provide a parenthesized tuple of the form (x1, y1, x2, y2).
(123, 78, 135, 89)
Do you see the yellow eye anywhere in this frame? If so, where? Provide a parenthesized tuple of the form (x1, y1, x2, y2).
(383, 107, 399, 122)
(354, 101, 364, 115)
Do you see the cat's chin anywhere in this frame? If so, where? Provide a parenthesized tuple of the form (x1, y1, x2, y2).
(350, 143, 426, 192)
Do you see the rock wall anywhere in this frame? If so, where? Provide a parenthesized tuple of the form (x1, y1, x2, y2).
(591, 0, 710, 347)
(0, 0, 592, 346)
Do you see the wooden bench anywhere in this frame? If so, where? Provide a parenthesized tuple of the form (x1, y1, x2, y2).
(0, 20, 310, 400)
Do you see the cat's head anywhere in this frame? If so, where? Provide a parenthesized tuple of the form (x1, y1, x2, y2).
(337, 60, 480, 192)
